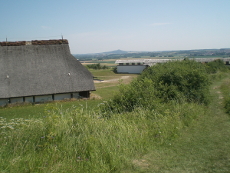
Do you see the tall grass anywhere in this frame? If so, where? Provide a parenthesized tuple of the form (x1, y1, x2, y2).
(220, 77, 230, 114)
(0, 101, 207, 172)
(1, 60, 229, 172)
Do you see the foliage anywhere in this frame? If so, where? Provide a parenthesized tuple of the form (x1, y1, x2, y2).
(100, 78, 160, 114)
(102, 60, 211, 114)
(224, 98, 230, 115)
(1, 64, 230, 172)
(220, 78, 230, 115)
(112, 66, 117, 73)
(73, 48, 230, 61)
(86, 63, 109, 70)
(140, 60, 211, 104)
(0, 101, 207, 172)
(205, 59, 229, 74)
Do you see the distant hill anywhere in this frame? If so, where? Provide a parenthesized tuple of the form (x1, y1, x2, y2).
(101, 49, 129, 54)
(73, 48, 230, 60)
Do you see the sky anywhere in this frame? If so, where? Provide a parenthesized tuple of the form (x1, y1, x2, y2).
(0, 0, 230, 54)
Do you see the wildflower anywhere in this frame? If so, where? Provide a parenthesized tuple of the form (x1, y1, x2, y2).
(8, 126, 14, 130)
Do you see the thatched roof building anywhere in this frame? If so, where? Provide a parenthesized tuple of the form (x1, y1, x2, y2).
(0, 39, 95, 106)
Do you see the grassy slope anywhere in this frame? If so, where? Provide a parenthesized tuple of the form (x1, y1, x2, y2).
(127, 74, 230, 172)
(1, 69, 230, 172)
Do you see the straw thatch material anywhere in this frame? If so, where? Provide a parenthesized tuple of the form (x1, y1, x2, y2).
(0, 40, 95, 99)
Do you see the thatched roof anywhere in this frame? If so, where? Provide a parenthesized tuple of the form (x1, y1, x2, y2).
(0, 39, 95, 98)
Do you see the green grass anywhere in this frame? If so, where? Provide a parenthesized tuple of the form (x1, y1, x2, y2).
(220, 78, 230, 115)
(0, 100, 100, 120)
(0, 101, 208, 172)
(93, 85, 119, 99)
(0, 69, 135, 120)
(126, 73, 230, 172)
(1, 70, 230, 172)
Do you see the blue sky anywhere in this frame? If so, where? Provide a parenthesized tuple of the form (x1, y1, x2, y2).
(0, 0, 229, 54)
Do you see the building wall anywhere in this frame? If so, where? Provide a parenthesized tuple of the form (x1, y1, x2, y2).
(35, 95, 53, 102)
(54, 93, 71, 100)
(0, 99, 9, 106)
(11, 97, 24, 103)
(25, 97, 33, 103)
(79, 91, 90, 98)
(117, 65, 147, 74)
(72, 92, 80, 99)
(0, 92, 82, 106)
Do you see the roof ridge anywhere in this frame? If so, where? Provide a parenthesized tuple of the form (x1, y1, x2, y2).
(0, 39, 68, 46)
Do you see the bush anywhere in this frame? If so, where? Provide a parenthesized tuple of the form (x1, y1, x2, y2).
(220, 79, 230, 115)
(205, 59, 229, 74)
(113, 66, 117, 73)
(224, 98, 230, 114)
(139, 60, 211, 104)
(100, 78, 160, 114)
(101, 60, 211, 114)
(86, 63, 109, 70)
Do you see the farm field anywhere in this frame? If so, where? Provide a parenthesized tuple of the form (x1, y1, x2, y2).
(81, 60, 116, 67)
(1, 61, 230, 172)
(81, 55, 229, 68)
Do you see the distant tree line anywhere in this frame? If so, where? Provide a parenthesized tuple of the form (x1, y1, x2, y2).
(86, 63, 109, 70)
(73, 48, 230, 61)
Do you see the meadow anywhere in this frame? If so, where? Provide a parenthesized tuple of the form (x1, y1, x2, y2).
(1, 60, 230, 172)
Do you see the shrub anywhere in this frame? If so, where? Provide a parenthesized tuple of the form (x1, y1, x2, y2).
(220, 79, 230, 115)
(113, 66, 117, 73)
(101, 60, 211, 115)
(224, 98, 230, 114)
(86, 63, 109, 70)
(139, 60, 211, 105)
(205, 59, 229, 74)
(100, 78, 160, 114)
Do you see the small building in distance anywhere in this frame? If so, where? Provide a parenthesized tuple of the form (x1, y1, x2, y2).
(0, 39, 95, 106)
(115, 58, 230, 74)
(115, 59, 147, 74)
(115, 59, 171, 74)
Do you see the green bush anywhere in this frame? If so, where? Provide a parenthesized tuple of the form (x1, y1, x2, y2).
(220, 79, 230, 115)
(113, 66, 117, 73)
(224, 98, 230, 114)
(205, 59, 229, 74)
(100, 78, 160, 114)
(86, 63, 109, 70)
(101, 60, 211, 115)
(139, 60, 211, 104)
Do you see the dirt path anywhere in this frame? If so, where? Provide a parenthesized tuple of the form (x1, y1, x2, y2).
(129, 77, 230, 172)
(94, 76, 131, 83)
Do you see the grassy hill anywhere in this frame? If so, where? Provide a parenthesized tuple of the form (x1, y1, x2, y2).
(1, 63, 230, 172)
